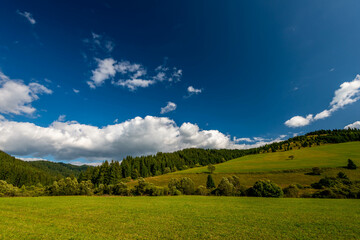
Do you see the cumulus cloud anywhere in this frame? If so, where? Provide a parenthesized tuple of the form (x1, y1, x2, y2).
(344, 121, 360, 129)
(285, 114, 313, 128)
(160, 102, 177, 114)
(285, 75, 360, 127)
(187, 86, 202, 94)
(88, 58, 182, 90)
(73, 88, 80, 93)
(87, 58, 117, 89)
(17, 10, 36, 25)
(0, 116, 285, 162)
(0, 71, 52, 115)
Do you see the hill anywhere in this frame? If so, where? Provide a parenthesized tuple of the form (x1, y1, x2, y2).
(133, 142, 360, 188)
(0, 151, 90, 187)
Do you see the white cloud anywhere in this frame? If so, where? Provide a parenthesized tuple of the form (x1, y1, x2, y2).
(160, 102, 177, 114)
(314, 110, 330, 120)
(344, 121, 360, 129)
(88, 58, 117, 88)
(233, 137, 253, 143)
(284, 114, 313, 128)
(330, 75, 360, 110)
(88, 58, 182, 90)
(0, 116, 285, 162)
(73, 88, 80, 93)
(0, 71, 52, 115)
(17, 157, 47, 162)
(114, 79, 155, 91)
(285, 75, 360, 127)
(187, 86, 202, 94)
(17, 10, 36, 25)
(57, 115, 66, 122)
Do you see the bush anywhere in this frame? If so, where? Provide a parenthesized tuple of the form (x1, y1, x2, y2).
(195, 185, 208, 196)
(112, 182, 130, 196)
(347, 159, 357, 169)
(168, 177, 195, 195)
(283, 184, 299, 198)
(0, 180, 19, 197)
(247, 180, 283, 197)
(216, 177, 234, 196)
(311, 167, 322, 175)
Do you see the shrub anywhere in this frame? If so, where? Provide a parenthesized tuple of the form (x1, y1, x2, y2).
(283, 184, 299, 198)
(163, 167, 171, 174)
(195, 185, 208, 196)
(216, 177, 234, 196)
(168, 177, 195, 195)
(311, 167, 322, 175)
(337, 172, 348, 179)
(247, 180, 283, 197)
(112, 182, 130, 196)
(347, 159, 357, 169)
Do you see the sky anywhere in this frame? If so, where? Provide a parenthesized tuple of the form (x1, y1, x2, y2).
(0, 1, 360, 165)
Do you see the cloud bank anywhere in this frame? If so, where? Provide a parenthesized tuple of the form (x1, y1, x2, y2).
(285, 74, 360, 127)
(0, 116, 283, 162)
(0, 71, 52, 115)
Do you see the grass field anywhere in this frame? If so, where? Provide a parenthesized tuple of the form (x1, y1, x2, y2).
(177, 142, 360, 174)
(137, 167, 360, 188)
(0, 196, 359, 239)
(129, 142, 360, 188)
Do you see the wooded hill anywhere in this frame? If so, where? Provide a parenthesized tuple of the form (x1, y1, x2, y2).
(0, 152, 89, 187)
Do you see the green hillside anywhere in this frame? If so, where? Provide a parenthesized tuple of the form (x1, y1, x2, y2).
(135, 142, 360, 188)
(0, 151, 90, 187)
(176, 142, 360, 174)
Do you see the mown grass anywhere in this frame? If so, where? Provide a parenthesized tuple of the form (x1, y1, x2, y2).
(0, 196, 359, 239)
(177, 142, 360, 174)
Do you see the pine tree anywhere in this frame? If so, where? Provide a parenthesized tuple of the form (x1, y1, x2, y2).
(206, 174, 215, 189)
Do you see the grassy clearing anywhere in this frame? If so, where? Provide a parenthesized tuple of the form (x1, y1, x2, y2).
(177, 142, 360, 174)
(0, 196, 359, 239)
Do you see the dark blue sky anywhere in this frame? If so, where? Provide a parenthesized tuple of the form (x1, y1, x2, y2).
(0, 1, 359, 163)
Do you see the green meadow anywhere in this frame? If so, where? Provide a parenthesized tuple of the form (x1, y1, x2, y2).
(177, 142, 360, 174)
(131, 142, 360, 188)
(0, 196, 359, 239)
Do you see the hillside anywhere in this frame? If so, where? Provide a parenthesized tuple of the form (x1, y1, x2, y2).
(0, 151, 90, 187)
(176, 142, 360, 174)
(81, 129, 360, 186)
(134, 142, 360, 188)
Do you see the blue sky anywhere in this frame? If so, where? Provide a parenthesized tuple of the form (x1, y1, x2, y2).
(0, 1, 360, 164)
